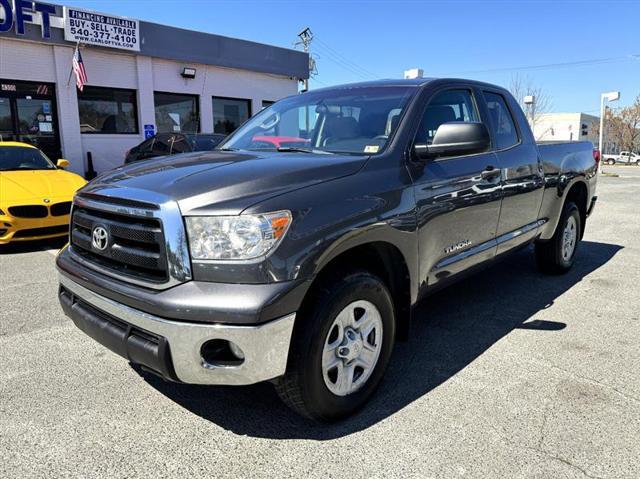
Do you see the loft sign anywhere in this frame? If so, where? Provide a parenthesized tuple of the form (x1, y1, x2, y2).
(0, 1, 140, 52)
(0, 0, 56, 36)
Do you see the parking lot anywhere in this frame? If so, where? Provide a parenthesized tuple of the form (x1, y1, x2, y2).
(1, 170, 638, 479)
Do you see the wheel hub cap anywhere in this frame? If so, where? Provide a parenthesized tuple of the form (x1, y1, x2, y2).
(335, 328, 364, 362)
(322, 300, 383, 396)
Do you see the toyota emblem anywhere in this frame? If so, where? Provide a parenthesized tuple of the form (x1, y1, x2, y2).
(91, 225, 109, 251)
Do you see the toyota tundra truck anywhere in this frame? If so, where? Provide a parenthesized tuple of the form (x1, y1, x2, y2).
(57, 78, 598, 421)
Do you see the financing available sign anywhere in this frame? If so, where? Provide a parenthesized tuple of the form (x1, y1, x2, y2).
(63, 7, 139, 52)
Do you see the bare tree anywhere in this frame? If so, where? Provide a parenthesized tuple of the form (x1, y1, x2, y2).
(606, 95, 640, 153)
(508, 74, 553, 136)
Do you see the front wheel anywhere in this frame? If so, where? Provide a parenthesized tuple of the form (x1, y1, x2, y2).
(535, 201, 581, 275)
(275, 270, 395, 421)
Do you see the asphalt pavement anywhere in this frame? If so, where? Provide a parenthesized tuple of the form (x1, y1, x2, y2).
(1, 173, 638, 479)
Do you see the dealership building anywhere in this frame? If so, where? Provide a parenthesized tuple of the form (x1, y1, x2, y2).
(0, 1, 308, 174)
(532, 112, 600, 146)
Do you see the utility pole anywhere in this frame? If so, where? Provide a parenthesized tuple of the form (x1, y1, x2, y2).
(296, 27, 315, 92)
(295, 27, 316, 134)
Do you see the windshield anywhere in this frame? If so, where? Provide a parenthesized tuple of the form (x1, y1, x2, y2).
(0, 146, 56, 171)
(220, 86, 416, 155)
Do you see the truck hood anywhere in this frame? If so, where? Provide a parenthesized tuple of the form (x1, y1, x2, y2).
(83, 150, 368, 214)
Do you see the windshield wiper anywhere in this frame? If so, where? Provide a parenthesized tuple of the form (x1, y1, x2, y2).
(276, 147, 333, 155)
(218, 147, 240, 151)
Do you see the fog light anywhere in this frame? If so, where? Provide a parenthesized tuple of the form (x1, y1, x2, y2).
(200, 339, 245, 368)
(0, 229, 6, 236)
(229, 341, 245, 360)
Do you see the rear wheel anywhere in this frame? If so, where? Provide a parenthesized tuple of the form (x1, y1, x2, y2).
(275, 270, 395, 421)
(535, 201, 581, 274)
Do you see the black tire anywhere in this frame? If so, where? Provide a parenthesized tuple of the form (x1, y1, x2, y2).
(535, 201, 581, 275)
(275, 269, 396, 421)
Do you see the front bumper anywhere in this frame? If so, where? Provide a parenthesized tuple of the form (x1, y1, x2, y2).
(0, 213, 70, 244)
(59, 274, 296, 385)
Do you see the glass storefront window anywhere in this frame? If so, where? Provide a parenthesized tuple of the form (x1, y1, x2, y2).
(0, 98, 12, 141)
(78, 86, 138, 134)
(212, 97, 251, 134)
(154, 92, 199, 134)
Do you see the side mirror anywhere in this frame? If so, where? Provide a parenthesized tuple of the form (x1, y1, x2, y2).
(56, 159, 70, 169)
(414, 122, 490, 160)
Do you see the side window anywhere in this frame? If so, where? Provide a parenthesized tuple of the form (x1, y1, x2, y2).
(483, 92, 519, 150)
(416, 89, 479, 145)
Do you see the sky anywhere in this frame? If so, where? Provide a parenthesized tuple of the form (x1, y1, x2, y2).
(60, 0, 640, 114)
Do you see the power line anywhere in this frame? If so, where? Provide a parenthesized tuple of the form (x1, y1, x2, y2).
(311, 77, 329, 86)
(315, 38, 380, 78)
(314, 49, 374, 81)
(438, 54, 640, 76)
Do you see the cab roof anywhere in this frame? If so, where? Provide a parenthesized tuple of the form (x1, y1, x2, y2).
(311, 78, 436, 91)
(309, 77, 509, 92)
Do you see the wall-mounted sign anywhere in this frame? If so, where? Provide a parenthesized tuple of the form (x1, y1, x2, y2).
(63, 7, 139, 52)
(0, 1, 140, 51)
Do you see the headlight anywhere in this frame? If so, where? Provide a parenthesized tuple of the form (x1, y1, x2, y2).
(185, 211, 292, 261)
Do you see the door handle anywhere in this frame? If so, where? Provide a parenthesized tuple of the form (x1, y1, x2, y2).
(481, 166, 501, 180)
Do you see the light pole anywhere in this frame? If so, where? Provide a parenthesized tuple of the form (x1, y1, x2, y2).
(599, 91, 620, 158)
(524, 95, 535, 130)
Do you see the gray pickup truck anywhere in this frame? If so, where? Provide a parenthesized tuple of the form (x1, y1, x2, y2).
(57, 78, 598, 421)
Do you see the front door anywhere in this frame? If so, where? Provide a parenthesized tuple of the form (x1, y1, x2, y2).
(0, 80, 61, 161)
(410, 88, 503, 289)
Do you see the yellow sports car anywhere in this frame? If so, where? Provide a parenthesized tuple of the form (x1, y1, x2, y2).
(0, 142, 86, 244)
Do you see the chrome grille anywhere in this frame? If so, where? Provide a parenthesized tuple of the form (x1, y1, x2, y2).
(70, 204, 168, 283)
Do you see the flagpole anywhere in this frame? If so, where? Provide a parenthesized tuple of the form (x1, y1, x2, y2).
(67, 41, 80, 87)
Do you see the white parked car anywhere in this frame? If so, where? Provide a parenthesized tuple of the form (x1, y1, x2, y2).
(602, 151, 640, 165)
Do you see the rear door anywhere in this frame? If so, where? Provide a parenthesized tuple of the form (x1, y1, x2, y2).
(411, 87, 503, 287)
(481, 89, 544, 254)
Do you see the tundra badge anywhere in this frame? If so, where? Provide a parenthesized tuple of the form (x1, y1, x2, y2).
(444, 240, 472, 255)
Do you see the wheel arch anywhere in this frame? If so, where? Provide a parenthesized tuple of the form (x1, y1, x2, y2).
(539, 178, 590, 240)
(302, 240, 413, 341)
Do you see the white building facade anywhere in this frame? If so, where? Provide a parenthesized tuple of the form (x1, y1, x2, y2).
(0, 1, 308, 174)
(533, 112, 599, 146)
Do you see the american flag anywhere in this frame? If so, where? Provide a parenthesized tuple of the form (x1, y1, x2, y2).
(72, 46, 88, 91)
